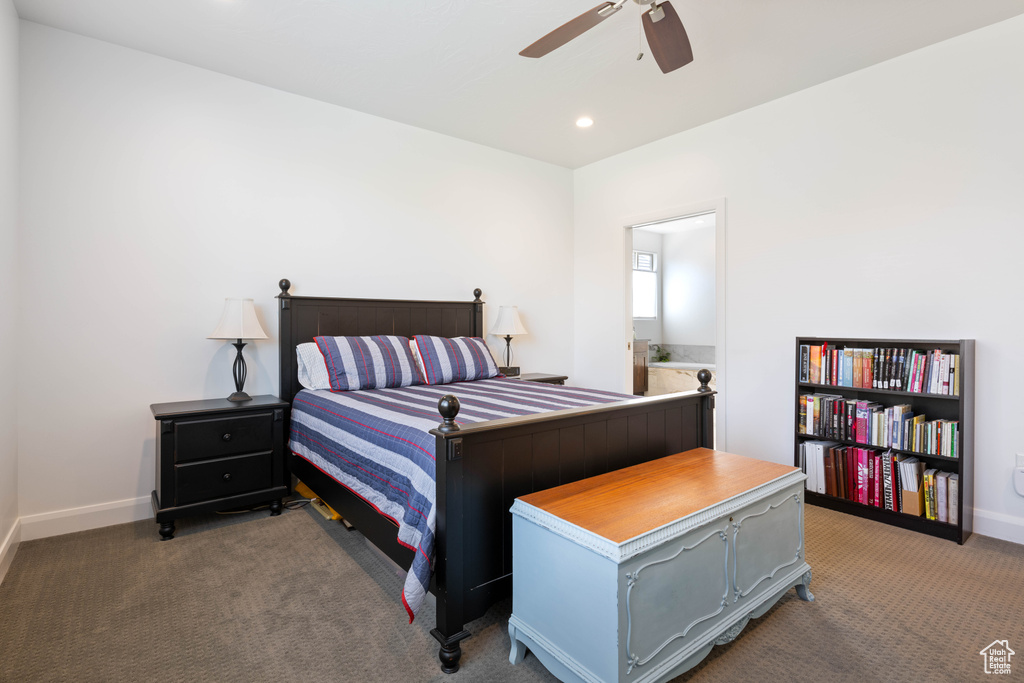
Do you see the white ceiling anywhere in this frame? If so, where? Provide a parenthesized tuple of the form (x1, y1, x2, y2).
(14, 0, 1024, 169)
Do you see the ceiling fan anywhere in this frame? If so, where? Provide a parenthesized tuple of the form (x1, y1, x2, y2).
(519, 0, 693, 74)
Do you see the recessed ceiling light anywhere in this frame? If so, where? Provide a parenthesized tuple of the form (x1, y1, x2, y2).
(576, 117, 594, 128)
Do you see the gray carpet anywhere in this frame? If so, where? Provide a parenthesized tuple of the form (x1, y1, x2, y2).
(1, 503, 1022, 682)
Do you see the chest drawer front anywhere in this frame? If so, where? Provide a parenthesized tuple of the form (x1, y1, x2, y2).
(174, 451, 272, 506)
(174, 413, 273, 463)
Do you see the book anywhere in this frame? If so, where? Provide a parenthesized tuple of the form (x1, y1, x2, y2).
(852, 349, 863, 388)
(939, 353, 951, 395)
(892, 454, 901, 511)
(799, 345, 810, 382)
(831, 447, 843, 496)
(948, 473, 959, 525)
(817, 443, 827, 494)
(801, 443, 812, 491)
(809, 345, 821, 384)
(936, 471, 950, 523)
(881, 450, 894, 511)
(821, 343, 829, 384)
(845, 399, 857, 441)
(923, 469, 937, 520)
(873, 454, 883, 507)
(843, 348, 854, 387)
(910, 414, 925, 452)
(846, 448, 856, 501)
(824, 449, 836, 496)
(803, 442, 814, 491)
(799, 395, 807, 434)
(856, 449, 869, 505)
(867, 453, 875, 506)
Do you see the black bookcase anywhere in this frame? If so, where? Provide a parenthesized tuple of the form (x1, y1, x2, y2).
(794, 337, 974, 544)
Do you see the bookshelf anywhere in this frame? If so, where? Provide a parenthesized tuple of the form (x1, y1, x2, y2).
(794, 337, 974, 544)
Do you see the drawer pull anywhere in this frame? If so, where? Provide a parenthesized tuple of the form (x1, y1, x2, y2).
(223, 473, 232, 482)
(222, 433, 232, 442)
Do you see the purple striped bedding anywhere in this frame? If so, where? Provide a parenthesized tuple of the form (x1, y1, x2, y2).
(288, 377, 632, 621)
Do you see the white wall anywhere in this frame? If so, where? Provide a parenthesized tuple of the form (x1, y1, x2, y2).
(0, 0, 19, 581)
(631, 228, 662, 344)
(17, 23, 574, 537)
(574, 15, 1024, 543)
(662, 226, 715, 347)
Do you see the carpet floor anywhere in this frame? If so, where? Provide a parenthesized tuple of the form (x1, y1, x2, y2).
(0, 503, 1021, 682)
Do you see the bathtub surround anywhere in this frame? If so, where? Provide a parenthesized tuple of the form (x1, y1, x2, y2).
(659, 343, 715, 365)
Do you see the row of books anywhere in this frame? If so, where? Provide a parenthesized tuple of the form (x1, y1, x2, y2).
(799, 394, 959, 457)
(799, 344, 960, 396)
(800, 442, 959, 523)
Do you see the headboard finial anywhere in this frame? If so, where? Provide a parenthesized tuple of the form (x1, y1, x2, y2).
(278, 279, 291, 297)
(472, 288, 483, 303)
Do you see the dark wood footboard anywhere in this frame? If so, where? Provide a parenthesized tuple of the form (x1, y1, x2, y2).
(428, 388, 715, 670)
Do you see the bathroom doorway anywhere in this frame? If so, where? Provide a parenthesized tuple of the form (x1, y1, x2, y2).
(626, 205, 725, 445)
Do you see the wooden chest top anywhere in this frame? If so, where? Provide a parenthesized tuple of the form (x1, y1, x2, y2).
(517, 448, 799, 543)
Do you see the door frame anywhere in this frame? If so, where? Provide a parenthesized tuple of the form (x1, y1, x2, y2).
(623, 198, 726, 450)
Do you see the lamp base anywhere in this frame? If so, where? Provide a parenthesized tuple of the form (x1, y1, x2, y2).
(227, 391, 253, 402)
(499, 366, 520, 377)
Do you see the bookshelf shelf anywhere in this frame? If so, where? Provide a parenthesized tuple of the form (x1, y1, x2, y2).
(805, 491, 962, 543)
(794, 433, 962, 464)
(795, 337, 974, 544)
(796, 382, 961, 401)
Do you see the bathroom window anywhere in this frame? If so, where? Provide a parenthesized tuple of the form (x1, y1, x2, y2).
(632, 250, 658, 319)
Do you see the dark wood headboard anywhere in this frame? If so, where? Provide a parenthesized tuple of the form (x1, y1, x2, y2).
(276, 279, 484, 402)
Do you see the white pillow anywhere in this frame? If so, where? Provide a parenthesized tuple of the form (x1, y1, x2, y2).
(296, 342, 332, 390)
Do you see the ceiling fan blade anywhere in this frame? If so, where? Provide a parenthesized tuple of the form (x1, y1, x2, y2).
(520, 2, 622, 58)
(642, 1, 693, 74)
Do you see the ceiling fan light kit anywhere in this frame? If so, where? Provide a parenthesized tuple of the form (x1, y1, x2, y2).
(520, 0, 693, 74)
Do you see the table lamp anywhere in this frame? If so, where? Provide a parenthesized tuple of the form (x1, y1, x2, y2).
(491, 306, 528, 377)
(208, 298, 268, 402)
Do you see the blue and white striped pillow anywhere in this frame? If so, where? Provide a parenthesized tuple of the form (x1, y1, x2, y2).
(312, 335, 422, 391)
(412, 335, 501, 385)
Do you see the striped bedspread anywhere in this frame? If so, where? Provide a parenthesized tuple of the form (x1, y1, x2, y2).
(289, 377, 631, 621)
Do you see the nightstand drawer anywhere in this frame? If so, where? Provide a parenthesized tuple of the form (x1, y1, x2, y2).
(174, 413, 273, 463)
(174, 451, 272, 505)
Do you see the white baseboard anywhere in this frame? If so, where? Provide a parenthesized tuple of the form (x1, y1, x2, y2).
(0, 518, 20, 586)
(20, 495, 152, 542)
(973, 507, 1024, 546)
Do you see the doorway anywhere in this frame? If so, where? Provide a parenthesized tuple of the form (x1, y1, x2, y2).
(625, 204, 725, 447)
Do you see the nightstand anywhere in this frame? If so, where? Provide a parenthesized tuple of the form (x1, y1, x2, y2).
(151, 395, 290, 540)
(519, 373, 568, 385)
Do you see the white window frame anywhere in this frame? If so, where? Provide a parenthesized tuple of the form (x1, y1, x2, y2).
(632, 250, 658, 320)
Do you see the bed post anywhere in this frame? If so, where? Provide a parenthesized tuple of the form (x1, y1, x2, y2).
(430, 395, 472, 673)
(277, 279, 293, 401)
(698, 368, 715, 448)
(472, 288, 483, 336)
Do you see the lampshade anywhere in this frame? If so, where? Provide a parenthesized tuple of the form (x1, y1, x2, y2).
(491, 306, 528, 336)
(208, 298, 268, 341)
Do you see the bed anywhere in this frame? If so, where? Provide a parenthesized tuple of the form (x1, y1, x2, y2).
(275, 279, 716, 673)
